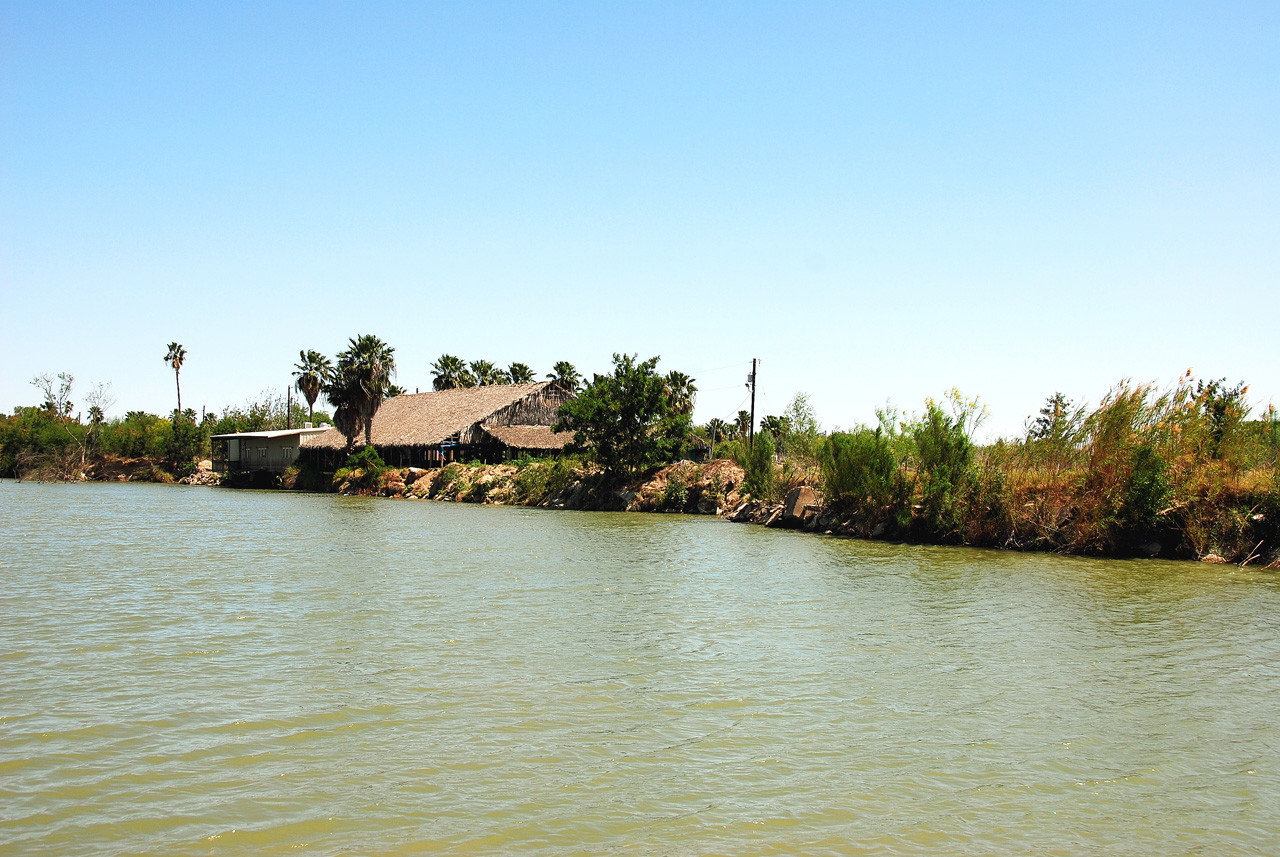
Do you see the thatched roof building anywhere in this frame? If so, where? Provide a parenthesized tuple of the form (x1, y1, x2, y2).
(301, 381, 574, 467)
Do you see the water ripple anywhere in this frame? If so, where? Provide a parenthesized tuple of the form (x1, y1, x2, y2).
(2, 481, 1279, 855)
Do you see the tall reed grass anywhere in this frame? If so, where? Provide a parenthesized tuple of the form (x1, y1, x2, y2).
(802, 377, 1279, 561)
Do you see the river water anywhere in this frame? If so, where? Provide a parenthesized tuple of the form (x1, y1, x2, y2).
(2, 481, 1279, 856)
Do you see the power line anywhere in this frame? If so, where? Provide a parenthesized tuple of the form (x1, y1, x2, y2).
(686, 359, 754, 376)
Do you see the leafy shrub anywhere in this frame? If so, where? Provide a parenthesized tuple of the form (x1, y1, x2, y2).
(741, 433, 779, 502)
(662, 469, 690, 511)
(344, 445, 386, 477)
(712, 438, 748, 465)
(512, 457, 579, 505)
(821, 428, 897, 509)
(908, 401, 974, 540)
(1122, 443, 1171, 542)
(432, 462, 483, 498)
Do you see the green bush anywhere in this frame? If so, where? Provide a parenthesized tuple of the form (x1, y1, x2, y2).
(433, 462, 472, 497)
(344, 445, 386, 477)
(1122, 443, 1171, 541)
(662, 469, 689, 511)
(166, 415, 202, 472)
(512, 457, 578, 505)
(821, 428, 897, 510)
(741, 433, 779, 502)
(712, 438, 748, 464)
(909, 401, 974, 540)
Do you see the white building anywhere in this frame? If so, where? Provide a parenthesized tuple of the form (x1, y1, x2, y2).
(210, 426, 332, 474)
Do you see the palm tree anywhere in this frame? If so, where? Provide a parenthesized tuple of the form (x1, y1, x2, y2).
(431, 354, 475, 390)
(164, 342, 186, 417)
(327, 373, 363, 453)
(548, 360, 582, 392)
(760, 415, 789, 440)
(294, 349, 332, 424)
(508, 362, 535, 384)
(332, 334, 396, 448)
(470, 359, 500, 386)
(86, 405, 105, 453)
(735, 409, 752, 439)
(664, 370, 697, 416)
(705, 417, 728, 458)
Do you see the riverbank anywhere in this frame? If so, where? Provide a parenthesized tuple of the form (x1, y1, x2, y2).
(24, 444, 1278, 567)
(305, 457, 1279, 568)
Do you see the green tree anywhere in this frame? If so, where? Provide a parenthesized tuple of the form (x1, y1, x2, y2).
(432, 354, 475, 390)
(33, 372, 75, 417)
(705, 417, 728, 457)
(760, 415, 790, 443)
(508, 362, 535, 384)
(548, 361, 582, 393)
(470, 360, 501, 386)
(553, 354, 691, 477)
(328, 379, 362, 453)
(735, 409, 752, 439)
(294, 350, 333, 423)
(1193, 378, 1249, 461)
(167, 408, 201, 473)
(164, 343, 187, 416)
(781, 392, 823, 462)
(663, 370, 697, 416)
(330, 335, 396, 448)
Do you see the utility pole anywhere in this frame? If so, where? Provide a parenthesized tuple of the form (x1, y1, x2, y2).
(747, 358, 757, 449)
(286, 386, 292, 430)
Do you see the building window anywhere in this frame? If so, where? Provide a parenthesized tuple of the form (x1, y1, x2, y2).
(259, 447, 268, 459)
(282, 447, 294, 461)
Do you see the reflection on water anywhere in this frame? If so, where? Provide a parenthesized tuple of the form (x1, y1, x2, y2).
(2, 481, 1279, 856)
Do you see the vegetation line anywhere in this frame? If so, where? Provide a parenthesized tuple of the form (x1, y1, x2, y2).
(4, 341, 1277, 566)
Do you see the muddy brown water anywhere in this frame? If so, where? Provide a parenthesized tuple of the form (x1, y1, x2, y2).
(2, 481, 1278, 855)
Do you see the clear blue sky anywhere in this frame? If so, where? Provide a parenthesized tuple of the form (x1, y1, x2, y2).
(2, 2, 1276, 437)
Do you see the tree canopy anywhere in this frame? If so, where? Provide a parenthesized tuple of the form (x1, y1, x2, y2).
(164, 342, 187, 416)
(548, 361, 582, 392)
(553, 354, 691, 477)
(327, 335, 396, 449)
(431, 354, 474, 391)
(294, 350, 333, 423)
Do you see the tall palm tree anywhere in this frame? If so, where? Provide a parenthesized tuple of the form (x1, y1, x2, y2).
(548, 360, 582, 392)
(735, 409, 752, 439)
(470, 359, 500, 386)
(664, 370, 697, 416)
(508, 362, 535, 384)
(294, 349, 332, 423)
(164, 342, 186, 417)
(431, 354, 474, 390)
(332, 334, 396, 448)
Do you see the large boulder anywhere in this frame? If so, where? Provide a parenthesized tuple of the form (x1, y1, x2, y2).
(782, 486, 820, 529)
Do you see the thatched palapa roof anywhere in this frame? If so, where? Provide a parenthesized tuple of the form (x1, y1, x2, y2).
(301, 382, 571, 450)
(482, 423, 574, 451)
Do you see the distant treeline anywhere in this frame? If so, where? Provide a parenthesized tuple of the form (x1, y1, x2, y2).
(0, 377, 329, 481)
